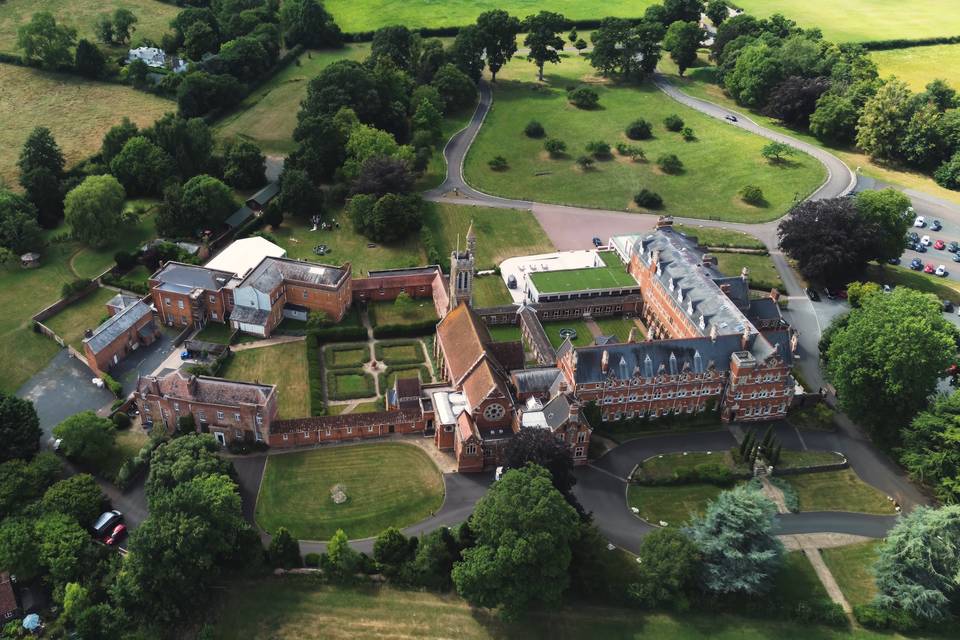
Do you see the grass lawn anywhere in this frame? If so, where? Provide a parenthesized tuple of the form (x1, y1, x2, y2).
(530, 262, 636, 294)
(542, 319, 595, 349)
(376, 341, 424, 365)
(821, 541, 882, 608)
(369, 300, 437, 326)
(628, 482, 731, 525)
(658, 54, 960, 207)
(220, 341, 310, 419)
(714, 253, 783, 292)
(0, 0, 180, 55)
(865, 263, 960, 304)
(327, 369, 376, 400)
(872, 43, 960, 91)
(673, 224, 766, 250)
(255, 443, 443, 540)
(634, 450, 746, 482)
(0, 64, 173, 187)
(123, 265, 152, 288)
(422, 202, 554, 270)
(592, 316, 642, 342)
(213, 576, 917, 640)
(98, 427, 149, 482)
(69, 209, 159, 279)
(735, 0, 960, 43)
(473, 276, 514, 307)
(269, 214, 425, 277)
(777, 450, 845, 469)
(464, 54, 825, 223)
(351, 399, 384, 413)
(193, 323, 235, 345)
(771, 551, 831, 603)
(487, 324, 522, 342)
(325, 344, 369, 369)
(43, 287, 116, 351)
(214, 45, 370, 155)
(784, 469, 897, 515)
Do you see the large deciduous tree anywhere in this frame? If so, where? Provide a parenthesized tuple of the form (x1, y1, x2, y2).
(144, 435, 231, 501)
(347, 192, 423, 242)
(476, 10, 520, 83)
(280, 168, 324, 218)
(856, 79, 916, 160)
(452, 465, 580, 619)
(854, 189, 911, 262)
(431, 64, 477, 112)
(763, 76, 831, 127)
(629, 528, 701, 609)
(370, 25, 417, 72)
(825, 287, 956, 444)
(589, 18, 663, 79)
(0, 519, 40, 580)
(0, 393, 41, 463)
(352, 156, 415, 199)
(157, 174, 237, 238)
(74, 39, 106, 78)
(53, 412, 116, 468)
(688, 484, 784, 594)
(724, 41, 784, 107)
(0, 192, 43, 259)
(222, 139, 266, 189)
(448, 24, 485, 82)
(661, 0, 705, 26)
(663, 21, 704, 77)
(279, 0, 341, 49)
(146, 113, 215, 179)
(64, 175, 126, 248)
(810, 92, 860, 144)
(502, 427, 583, 516)
(41, 474, 105, 528)
(705, 0, 730, 27)
(522, 11, 565, 81)
(17, 12, 76, 69)
(873, 505, 960, 622)
(110, 136, 175, 197)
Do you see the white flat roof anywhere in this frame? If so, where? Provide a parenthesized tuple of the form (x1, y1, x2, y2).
(204, 236, 286, 279)
(432, 391, 467, 426)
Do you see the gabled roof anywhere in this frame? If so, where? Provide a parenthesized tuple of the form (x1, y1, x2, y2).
(457, 411, 479, 442)
(0, 572, 18, 618)
(152, 262, 233, 292)
(238, 257, 347, 293)
(511, 368, 563, 395)
(138, 370, 274, 407)
(436, 304, 492, 385)
(83, 299, 153, 354)
(462, 359, 508, 410)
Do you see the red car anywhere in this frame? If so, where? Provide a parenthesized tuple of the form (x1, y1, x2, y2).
(934, 239, 946, 250)
(925, 263, 936, 274)
(105, 523, 127, 545)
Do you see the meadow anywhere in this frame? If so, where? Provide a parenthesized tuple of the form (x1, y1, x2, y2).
(871, 43, 960, 91)
(464, 54, 825, 223)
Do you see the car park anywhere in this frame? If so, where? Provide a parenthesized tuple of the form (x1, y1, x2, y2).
(934, 239, 946, 250)
(914, 216, 926, 228)
(932, 220, 943, 231)
(921, 235, 931, 246)
(936, 265, 947, 277)
(953, 254, 960, 263)
(925, 264, 935, 274)
(92, 510, 123, 538)
(950, 241, 959, 253)
(910, 258, 923, 270)
(805, 287, 820, 301)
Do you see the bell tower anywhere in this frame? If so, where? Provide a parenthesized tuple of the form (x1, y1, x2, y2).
(449, 222, 476, 310)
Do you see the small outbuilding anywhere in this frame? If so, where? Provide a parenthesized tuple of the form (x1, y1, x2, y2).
(20, 252, 40, 269)
(0, 572, 21, 622)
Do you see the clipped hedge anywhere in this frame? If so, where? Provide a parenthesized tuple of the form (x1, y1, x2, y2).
(861, 35, 960, 50)
(307, 336, 325, 416)
(342, 17, 629, 41)
(372, 319, 436, 339)
(326, 368, 376, 400)
(324, 343, 370, 369)
(374, 340, 425, 365)
(383, 365, 431, 389)
(704, 593, 848, 628)
(101, 272, 149, 294)
(313, 324, 368, 342)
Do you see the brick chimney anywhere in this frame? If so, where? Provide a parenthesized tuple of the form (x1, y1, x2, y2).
(84, 328, 93, 338)
(655, 216, 674, 230)
(769, 288, 780, 303)
(741, 326, 751, 350)
(601, 349, 609, 374)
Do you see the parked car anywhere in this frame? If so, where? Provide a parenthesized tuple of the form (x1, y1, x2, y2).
(915, 244, 928, 253)
(823, 288, 835, 300)
(921, 235, 932, 246)
(887, 257, 901, 265)
(910, 258, 924, 270)
(592, 236, 603, 247)
(953, 253, 960, 263)
(943, 300, 955, 313)
(924, 264, 936, 274)
(908, 232, 920, 242)
(950, 241, 959, 253)
(92, 510, 123, 537)
(932, 220, 943, 231)
(934, 239, 946, 250)
(914, 215, 926, 228)
(724, 114, 738, 122)
(104, 523, 127, 546)
(936, 265, 947, 277)
(805, 287, 820, 301)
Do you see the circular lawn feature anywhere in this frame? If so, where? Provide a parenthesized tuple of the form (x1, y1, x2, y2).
(558, 327, 578, 340)
(254, 442, 444, 541)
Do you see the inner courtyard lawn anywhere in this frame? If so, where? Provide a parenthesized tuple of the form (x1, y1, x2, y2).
(255, 443, 444, 541)
(464, 54, 825, 223)
(42, 287, 117, 351)
(542, 319, 595, 349)
(376, 342, 424, 365)
(821, 541, 882, 608)
(487, 324, 522, 342)
(219, 341, 310, 419)
(871, 43, 960, 91)
(192, 323, 235, 345)
(592, 316, 642, 342)
(384, 365, 430, 388)
(783, 469, 897, 515)
(326, 369, 376, 400)
(472, 276, 514, 307)
(369, 300, 438, 326)
(326, 345, 369, 368)
(0, 64, 173, 187)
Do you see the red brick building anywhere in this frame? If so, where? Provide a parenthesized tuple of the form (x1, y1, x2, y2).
(149, 262, 234, 329)
(82, 293, 159, 376)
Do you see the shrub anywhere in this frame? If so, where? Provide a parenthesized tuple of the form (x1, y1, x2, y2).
(576, 156, 595, 170)
(664, 114, 684, 131)
(739, 185, 765, 205)
(633, 189, 663, 209)
(616, 143, 646, 161)
(304, 552, 321, 568)
(657, 154, 684, 174)
(544, 138, 567, 157)
(568, 86, 600, 109)
(854, 604, 921, 632)
(61, 279, 93, 298)
(372, 319, 437, 339)
(693, 463, 733, 485)
(625, 119, 653, 140)
(585, 140, 611, 159)
(488, 156, 509, 171)
(101, 373, 123, 398)
(111, 412, 131, 430)
(681, 127, 696, 141)
(113, 250, 138, 271)
(524, 120, 545, 138)
(226, 440, 269, 455)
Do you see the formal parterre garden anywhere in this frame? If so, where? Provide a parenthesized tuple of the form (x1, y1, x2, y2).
(464, 54, 825, 222)
(255, 442, 444, 540)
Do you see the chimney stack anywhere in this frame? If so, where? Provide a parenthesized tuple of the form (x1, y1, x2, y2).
(710, 324, 719, 343)
(84, 328, 93, 338)
(741, 326, 751, 350)
(769, 288, 780, 303)
(601, 349, 609, 374)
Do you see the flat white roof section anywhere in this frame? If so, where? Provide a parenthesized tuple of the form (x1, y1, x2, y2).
(204, 236, 287, 279)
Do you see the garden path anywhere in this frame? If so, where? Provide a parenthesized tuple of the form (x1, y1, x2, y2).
(230, 335, 305, 352)
(803, 547, 856, 620)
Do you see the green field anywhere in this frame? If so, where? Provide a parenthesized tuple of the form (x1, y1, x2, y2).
(735, 0, 960, 43)
(464, 54, 825, 222)
(530, 261, 636, 294)
(0, 0, 180, 55)
(634, 451, 747, 483)
(473, 276, 514, 307)
(220, 341, 311, 419)
(369, 299, 438, 326)
(43, 287, 116, 351)
(0, 63, 173, 187)
(872, 44, 960, 91)
(673, 224, 766, 250)
(255, 443, 444, 540)
(784, 469, 897, 515)
(325, 344, 370, 369)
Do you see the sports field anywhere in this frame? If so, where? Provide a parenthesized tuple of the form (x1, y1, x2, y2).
(735, 0, 960, 43)
(872, 43, 960, 91)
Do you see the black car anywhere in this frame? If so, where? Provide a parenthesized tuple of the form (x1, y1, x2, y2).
(908, 232, 920, 242)
(592, 236, 603, 247)
(910, 258, 924, 270)
(724, 114, 738, 122)
(887, 257, 901, 265)
(949, 241, 959, 253)
(915, 244, 928, 253)
(944, 300, 954, 313)
(805, 287, 820, 301)
(932, 220, 943, 231)
(953, 253, 960, 263)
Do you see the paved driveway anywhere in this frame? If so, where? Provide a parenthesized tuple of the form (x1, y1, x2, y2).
(110, 327, 180, 394)
(17, 349, 116, 436)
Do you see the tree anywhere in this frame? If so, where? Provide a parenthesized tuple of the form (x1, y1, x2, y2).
(326, 528, 359, 579)
(269, 527, 302, 568)
(922, 79, 957, 112)
(502, 428, 583, 515)
(0, 392, 41, 463)
(663, 21, 704, 76)
(218, 35, 270, 82)
(688, 484, 784, 594)
(125, 58, 149, 89)
(589, 18, 662, 79)
(290, 113, 348, 182)
(522, 11, 565, 81)
(300, 60, 386, 130)
(342, 125, 414, 180)
(873, 505, 960, 622)
(145, 435, 231, 501)
(626, 119, 653, 140)
(53, 412, 116, 467)
(19, 126, 64, 183)
(35, 512, 96, 587)
(810, 92, 860, 144)
(64, 175, 125, 248)
(739, 185, 764, 205)
(146, 113, 214, 179)
(110, 136, 175, 197)
(111, 8, 138, 44)
(279, 0, 341, 49)
(19, 168, 63, 229)
(724, 41, 784, 107)
(163, 175, 237, 237)
(41, 474, 105, 527)
(544, 138, 567, 157)
(854, 189, 911, 262)
(936, 151, 960, 190)
(431, 64, 477, 112)
(222, 139, 266, 189)
(62, 582, 90, 627)
(370, 25, 417, 71)
(0, 191, 43, 255)
(664, 114, 685, 131)
(176, 71, 244, 119)
(373, 527, 416, 576)
(760, 141, 796, 163)
(856, 79, 916, 160)
(0, 519, 40, 580)
(763, 76, 831, 127)
(0, 453, 61, 517)
(705, 0, 730, 26)
(409, 527, 458, 590)
(412, 98, 443, 145)
(657, 153, 684, 174)
(74, 39, 106, 78)
(452, 465, 580, 619)
(634, 188, 662, 208)
(349, 192, 423, 242)
(777, 198, 877, 285)
(280, 168, 323, 218)
(95, 15, 114, 45)
(17, 12, 76, 69)
(900, 101, 948, 169)
(477, 10, 521, 83)
(661, 0, 705, 26)
(900, 391, 960, 504)
(305, 310, 330, 333)
(826, 288, 955, 443)
(845, 281, 882, 309)
(629, 528, 701, 610)
(568, 86, 599, 109)
(352, 156, 415, 199)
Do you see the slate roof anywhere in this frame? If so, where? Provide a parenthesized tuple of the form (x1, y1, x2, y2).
(246, 182, 280, 208)
(239, 257, 347, 293)
(511, 368, 563, 395)
(0, 572, 18, 619)
(139, 370, 274, 406)
(106, 293, 139, 311)
(225, 205, 254, 229)
(230, 305, 271, 326)
(83, 299, 154, 354)
(518, 306, 555, 363)
(748, 297, 783, 324)
(541, 394, 572, 429)
(153, 262, 233, 292)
